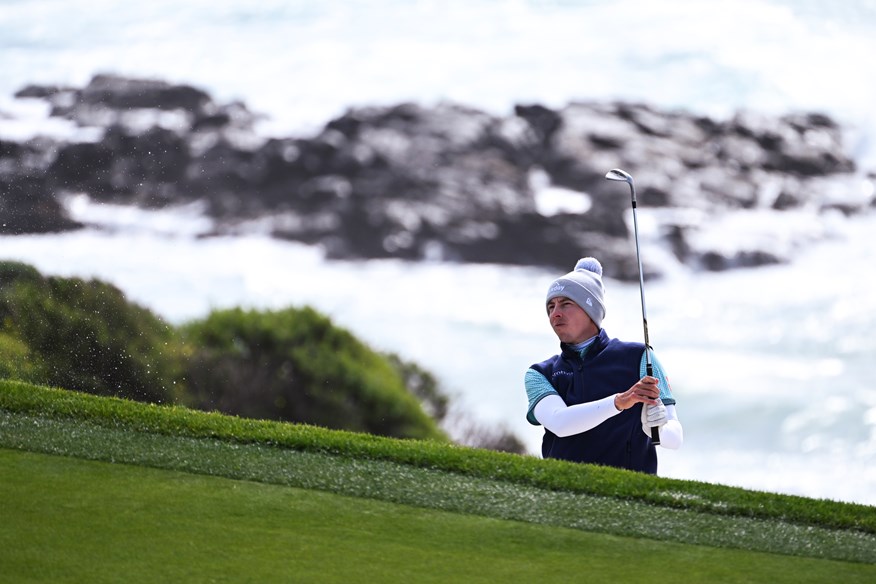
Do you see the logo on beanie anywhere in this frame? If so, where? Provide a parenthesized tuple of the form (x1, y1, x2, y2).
(586, 298, 593, 307)
(548, 283, 565, 294)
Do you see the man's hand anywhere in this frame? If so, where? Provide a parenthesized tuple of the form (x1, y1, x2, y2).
(641, 401, 667, 433)
(614, 376, 661, 411)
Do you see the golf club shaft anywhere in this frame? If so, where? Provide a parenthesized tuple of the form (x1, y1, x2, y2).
(627, 174, 661, 445)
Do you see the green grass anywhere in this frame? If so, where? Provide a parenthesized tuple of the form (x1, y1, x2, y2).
(2, 380, 876, 582)
(3, 450, 875, 584)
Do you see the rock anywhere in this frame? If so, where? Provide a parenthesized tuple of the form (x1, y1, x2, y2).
(14, 84, 76, 99)
(47, 125, 190, 204)
(1, 74, 871, 280)
(0, 172, 81, 234)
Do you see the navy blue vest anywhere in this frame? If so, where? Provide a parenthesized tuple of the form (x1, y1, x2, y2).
(530, 329, 658, 474)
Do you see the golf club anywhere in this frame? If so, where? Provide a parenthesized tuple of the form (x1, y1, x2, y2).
(605, 168, 660, 445)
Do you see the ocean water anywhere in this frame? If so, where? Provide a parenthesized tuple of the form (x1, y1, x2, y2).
(1, 0, 876, 505)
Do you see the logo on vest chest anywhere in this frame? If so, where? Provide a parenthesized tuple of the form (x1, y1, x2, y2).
(550, 369, 575, 396)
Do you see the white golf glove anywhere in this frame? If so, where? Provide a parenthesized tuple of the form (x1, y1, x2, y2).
(641, 401, 667, 436)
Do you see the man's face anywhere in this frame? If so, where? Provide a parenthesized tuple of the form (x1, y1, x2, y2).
(547, 296, 598, 344)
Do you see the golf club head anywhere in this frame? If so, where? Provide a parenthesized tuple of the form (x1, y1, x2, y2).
(605, 168, 633, 184)
(605, 168, 637, 203)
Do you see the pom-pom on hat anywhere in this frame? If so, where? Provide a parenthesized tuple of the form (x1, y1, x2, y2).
(545, 257, 607, 328)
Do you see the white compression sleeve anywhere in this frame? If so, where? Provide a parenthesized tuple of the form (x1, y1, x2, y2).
(532, 393, 621, 437)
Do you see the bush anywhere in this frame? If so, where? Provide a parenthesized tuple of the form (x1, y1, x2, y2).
(0, 332, 42, 381)
(384, 352, 448, 422)
(0, 261, 183, 403)
(180, 306, 447, 441)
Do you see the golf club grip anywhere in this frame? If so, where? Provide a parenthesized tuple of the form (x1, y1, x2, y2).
(646, 361, 661, 445)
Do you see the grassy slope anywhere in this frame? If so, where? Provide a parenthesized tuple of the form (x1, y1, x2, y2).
(2, 380, 876, 580)
(5, 450, 876, 584)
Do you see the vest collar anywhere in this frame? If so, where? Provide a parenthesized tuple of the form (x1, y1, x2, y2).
(560, 328, 609, 359)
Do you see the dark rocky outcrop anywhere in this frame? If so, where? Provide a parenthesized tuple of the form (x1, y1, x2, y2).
(2, 73, 871, 279)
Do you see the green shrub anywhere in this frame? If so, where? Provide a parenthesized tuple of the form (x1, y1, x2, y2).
(181, 306, 447, 441)
(0, 261, 183, 403)
(0, 262, 468, 445)
(384, 352, 449, 422)
(0, 332, 43, 381)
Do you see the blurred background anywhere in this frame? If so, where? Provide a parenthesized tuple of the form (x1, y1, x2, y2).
(1, 0, 875, 505)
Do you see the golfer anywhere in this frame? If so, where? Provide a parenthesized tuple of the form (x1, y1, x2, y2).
(524, 257, 683, 474)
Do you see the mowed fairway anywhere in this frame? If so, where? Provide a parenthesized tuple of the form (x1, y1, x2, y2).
(2, 449, 874, 584)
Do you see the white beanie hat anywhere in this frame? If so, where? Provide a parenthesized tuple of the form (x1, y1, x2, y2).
(545, 257, 606, 328)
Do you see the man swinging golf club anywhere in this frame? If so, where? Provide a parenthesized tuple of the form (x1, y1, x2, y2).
(523, 172, 682, 474)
